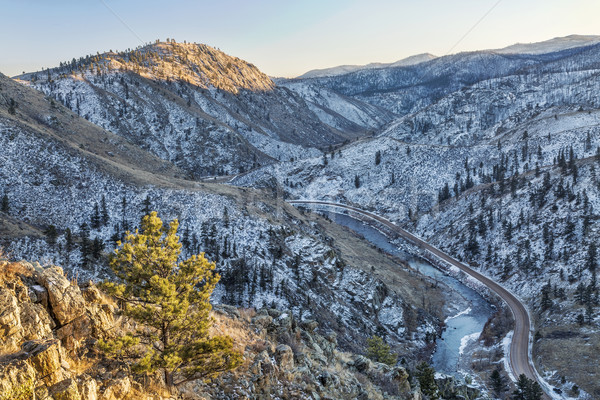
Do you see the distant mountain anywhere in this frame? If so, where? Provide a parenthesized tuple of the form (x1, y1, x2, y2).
(297, 53, 437, 79)
(493, 34, 600, 55)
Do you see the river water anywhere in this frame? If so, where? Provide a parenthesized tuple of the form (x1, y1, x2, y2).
(326, 212, 493, 376)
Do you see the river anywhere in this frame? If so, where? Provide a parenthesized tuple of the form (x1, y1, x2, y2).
(326, 211, 494, 376)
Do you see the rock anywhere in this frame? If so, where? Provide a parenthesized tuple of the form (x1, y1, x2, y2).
(23, 339, 63, 386)
(48, 378, 81, 400)
(251, 314, 273, 329)
(40, 267, 86, 326)
(325, 331, 337, 345)
(301, 319, 318, 333)
(82, 284, 102, 304)
(29, 284, 49, 307)
(318, 370, 334, 387)
(267, 309, 282, 319)
(276, 313, 292, 331)
(20, 302, 54, 340)
(353, 355, 373, 373)
(56, 315, 92, 352)
(78, 377, 98, 400)
(213, 304, 241, 319)
(101, 377, 132, 400)
(275, 344, 294, 370)
(0, 360, 36, 398)
(391, 366, 410, 393)
(88, 304, 115, 338)
(0, 287, 22, 350)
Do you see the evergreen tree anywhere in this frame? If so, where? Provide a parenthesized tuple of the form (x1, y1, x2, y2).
(92, 237, 104, 259)
(44, 225, 58, 247)
(354, 174, 361, 189)
(366, 336, 397, 366)
(65, 228, 74, 253)
(142, 195, 152, 216)
(490, 367, 508, 397)
(91, 203, 101, 230)
(416, 362, 440, 400)
(512, 374, 542, 400)
(375, 150, 381, 166)
(101, 195, 109, 226)
(79, 222, 91, 267)
(99, 212, 242, 389)
(1, 194, 8, 213)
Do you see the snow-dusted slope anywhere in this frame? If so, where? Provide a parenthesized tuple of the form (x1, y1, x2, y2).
(494, 34, 600, 55)
(235, 39, 600, 396)
(0, 71, 439, 358)
(16, 41, 366, 177)
(297, 53, 437, 79)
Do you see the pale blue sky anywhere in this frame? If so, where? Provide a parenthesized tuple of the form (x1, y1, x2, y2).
(1, 0, 599, 78)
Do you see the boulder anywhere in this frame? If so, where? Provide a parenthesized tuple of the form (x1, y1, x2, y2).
(0, 360, 36, 398)
(78, 377, 98, 400)
(101, 376, 132, 400)
(23, 339, 63, 386)
(40, 267, 86, 326)
(57, 315, 92, 352)
(353, 355, 373, 373)
(275, 344, 294, 370)
(49, 378, 81, 400)
(300, 320, 318, 333)
(20, 302, 54, 340)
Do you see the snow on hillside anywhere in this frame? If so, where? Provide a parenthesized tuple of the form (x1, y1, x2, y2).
(0, 114, 438, 356)
(297, 53, 437, 79)
(494, 34, 600, 55)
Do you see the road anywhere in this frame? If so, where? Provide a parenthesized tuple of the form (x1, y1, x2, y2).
(289, 200, 552, 399)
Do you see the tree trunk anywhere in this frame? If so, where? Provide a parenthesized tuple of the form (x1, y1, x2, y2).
(164, 369, 174, 392)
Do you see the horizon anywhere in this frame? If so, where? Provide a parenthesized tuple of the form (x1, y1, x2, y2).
(1, 0, 599, 78)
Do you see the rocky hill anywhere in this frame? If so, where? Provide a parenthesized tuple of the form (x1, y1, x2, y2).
(15, 41, 390, 177)
(0, 259, 432, 399)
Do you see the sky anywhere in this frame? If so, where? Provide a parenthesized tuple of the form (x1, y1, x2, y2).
(1, 0, 599, 78)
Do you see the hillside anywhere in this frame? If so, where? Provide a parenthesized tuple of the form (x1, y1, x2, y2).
(15, 40, 392, 177)
(0, 62, 447, 374)
(236, 38, 600, 398)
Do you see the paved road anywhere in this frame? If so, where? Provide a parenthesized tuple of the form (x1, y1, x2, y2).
(289, 200, 551, 399)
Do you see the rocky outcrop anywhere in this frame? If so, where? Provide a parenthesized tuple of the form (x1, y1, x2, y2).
(0, 260, 425, 400)
(0, 261, 148, 400)
(40, 266, 86, 326)
(189, 306, 420, 400)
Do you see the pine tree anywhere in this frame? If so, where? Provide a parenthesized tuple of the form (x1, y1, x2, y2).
(416, 362, 440, 399)
(99, 212, 242, 390)
(366, 336, 397, 366)
(79, 222, 91, 268)
(142, 195, 152, 216)
(375, 150, 381, 166)
(512, 374, 542, 400)
(65, 228, 74, 253)
(1, 194, 8, 213)
(101, 195, 109, 226)
(44, 225, 58, 247)
(354, 175, 361, 189)
(91, 203, 101, 230)
(490, 367, 507, 396)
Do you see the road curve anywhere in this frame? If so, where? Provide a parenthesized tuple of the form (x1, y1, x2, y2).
(289, 200, 551, 399)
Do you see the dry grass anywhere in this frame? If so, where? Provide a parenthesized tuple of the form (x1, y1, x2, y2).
(0, 260, 33, 286)
(535, 327, 600, 398)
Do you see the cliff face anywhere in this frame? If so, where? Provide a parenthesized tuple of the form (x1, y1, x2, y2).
(0, 259, 422, 400)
